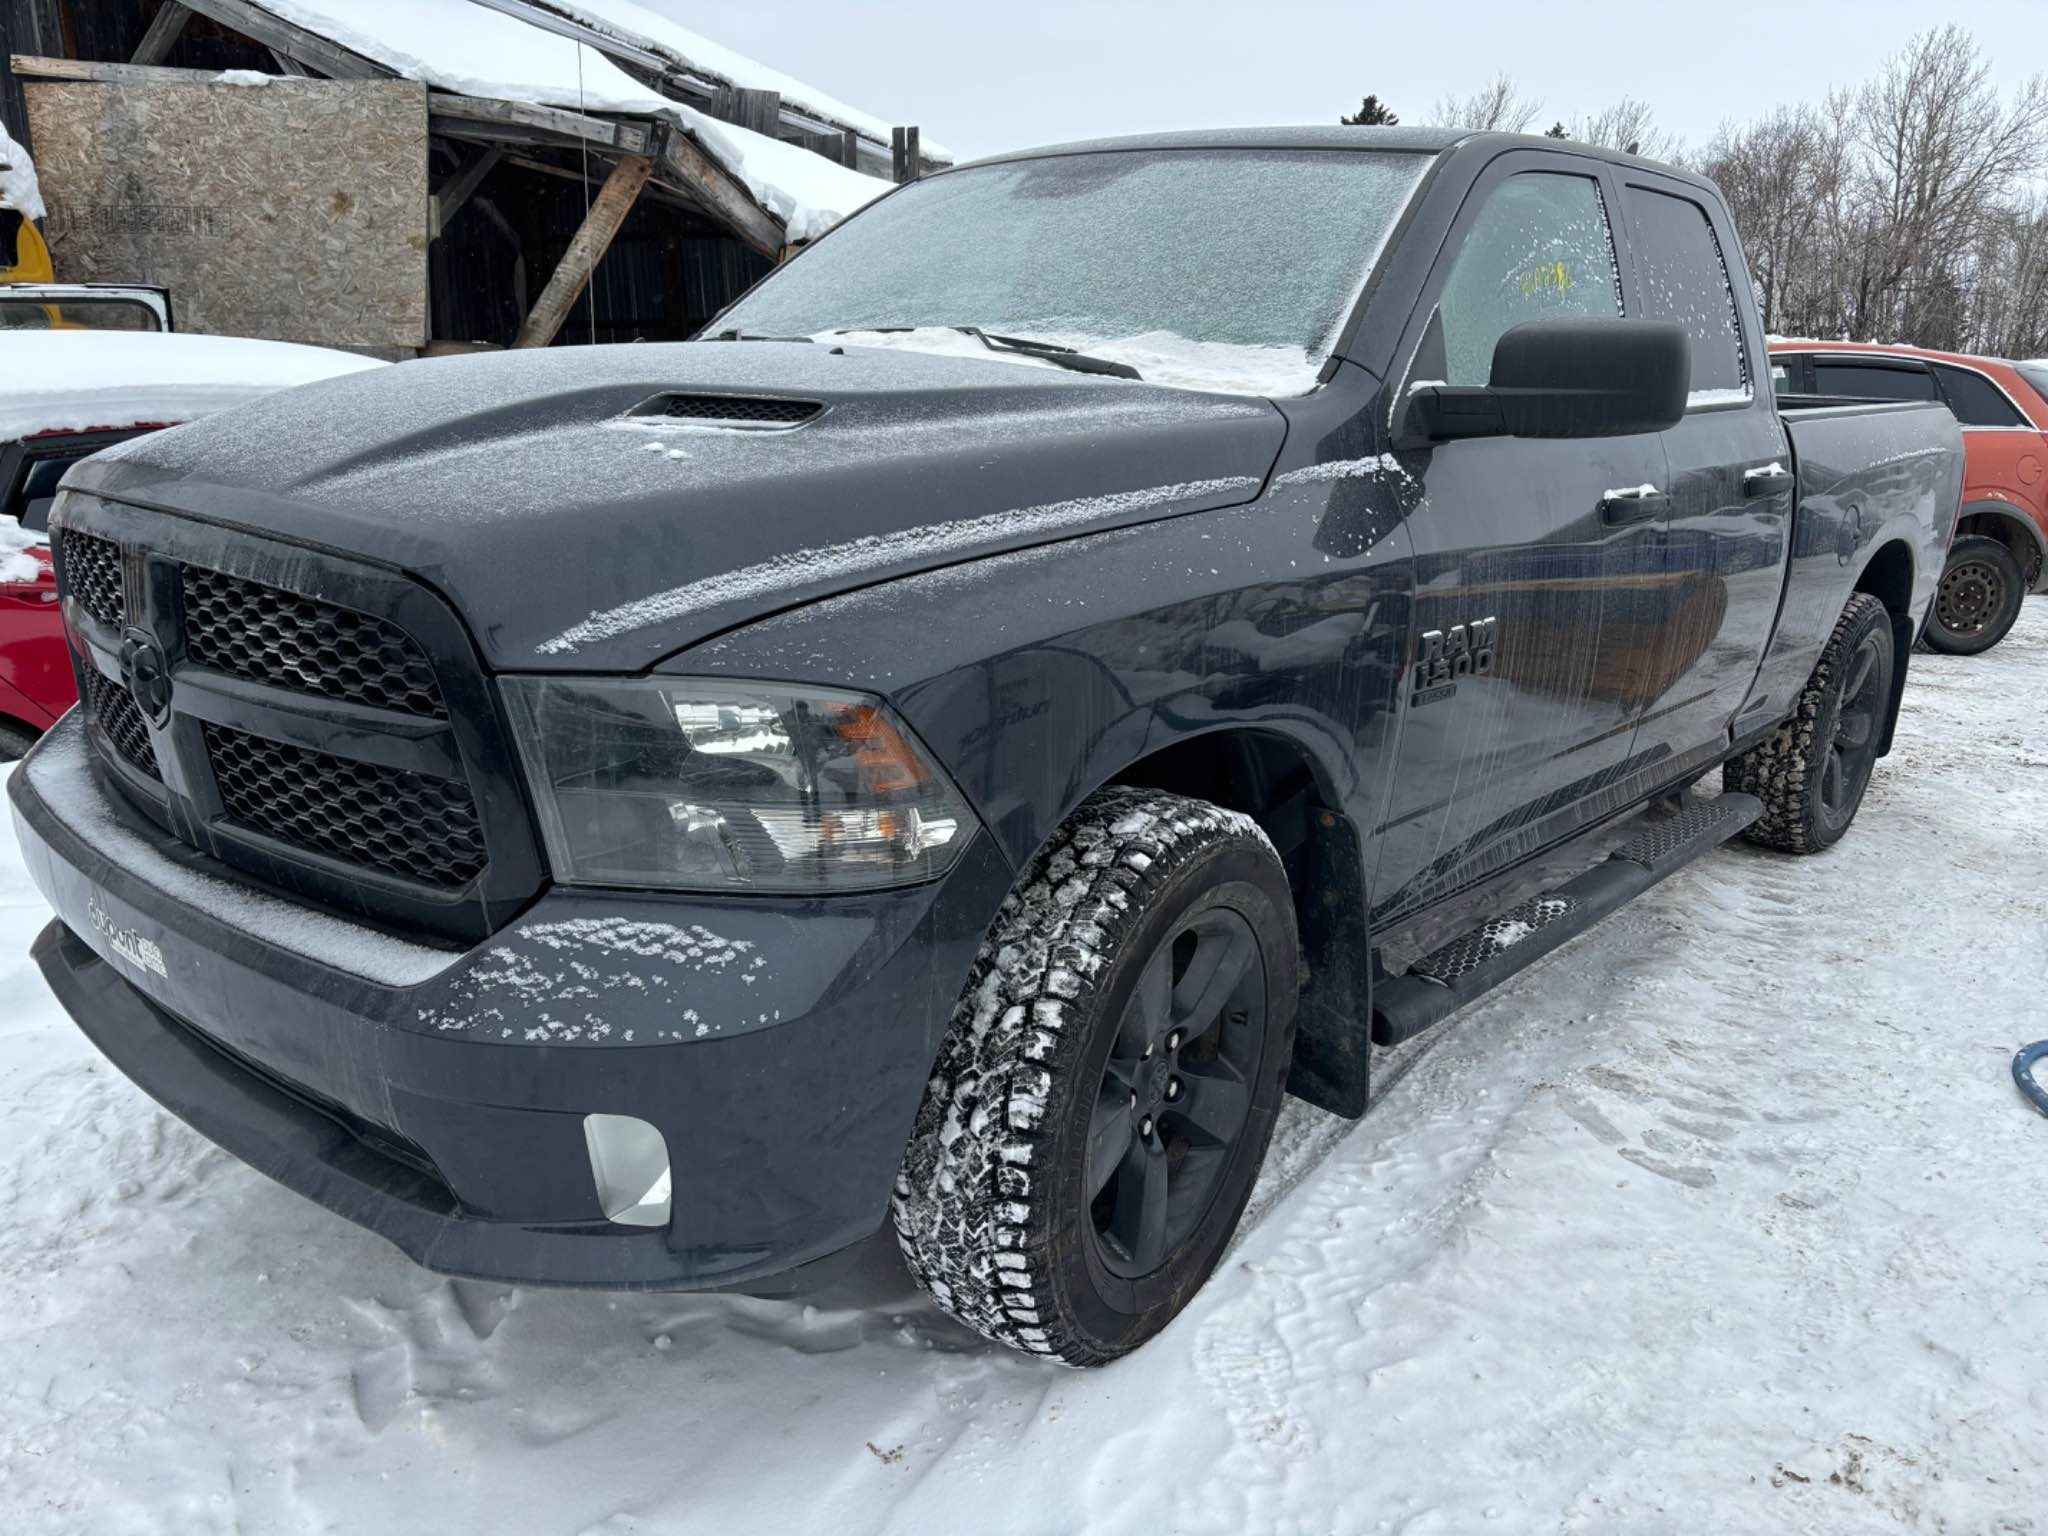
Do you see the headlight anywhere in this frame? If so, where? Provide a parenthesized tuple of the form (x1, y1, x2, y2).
(502, 676, 975, 892)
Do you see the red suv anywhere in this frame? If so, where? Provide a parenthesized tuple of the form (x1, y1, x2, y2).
(1770, 341, 2048, 655)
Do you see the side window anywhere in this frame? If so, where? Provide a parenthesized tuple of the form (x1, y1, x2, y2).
(1429, 173, 1622, 387)
(1931, 364, 2027, 428)
(1622, 186, 1747, 404)
(1811, 361, 1937, 403)
(1770, 360, 1796, 398)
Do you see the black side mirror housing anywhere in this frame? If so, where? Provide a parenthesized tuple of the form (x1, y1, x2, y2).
(1409, 319, 1691, 442)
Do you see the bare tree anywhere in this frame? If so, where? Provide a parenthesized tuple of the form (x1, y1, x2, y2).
(1701, 106, 1827, 334)
(1430, 73, 1542, 134)
(1561, 98, 1684, 162)
(1848, 25, 2048, 341)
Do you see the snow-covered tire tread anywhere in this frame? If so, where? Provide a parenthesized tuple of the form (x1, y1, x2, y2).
(1726, 591, 1889, 854)
(891, 785, 1282, 1366)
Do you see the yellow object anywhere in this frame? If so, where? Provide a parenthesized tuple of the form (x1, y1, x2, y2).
(0, 213, 54, 284)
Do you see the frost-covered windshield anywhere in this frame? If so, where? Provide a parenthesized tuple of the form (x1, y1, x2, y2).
(713, 148, 1432, 396)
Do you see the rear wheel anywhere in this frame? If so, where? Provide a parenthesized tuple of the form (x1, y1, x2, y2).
(1727, 592, 1893, 854)
(892, 787, 1298, 1366)
(1923, 535, 2023, 655)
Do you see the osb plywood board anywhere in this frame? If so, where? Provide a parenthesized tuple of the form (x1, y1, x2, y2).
(26, 79, 429, 349)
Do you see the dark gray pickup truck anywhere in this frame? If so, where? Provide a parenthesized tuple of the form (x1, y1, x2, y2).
(12, 128, 1959, 1365)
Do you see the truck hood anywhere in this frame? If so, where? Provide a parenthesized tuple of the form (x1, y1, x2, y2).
(68, 342, 1286, 672)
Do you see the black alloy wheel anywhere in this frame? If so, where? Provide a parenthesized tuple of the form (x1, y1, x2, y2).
(1086, 908, 1267, 1279)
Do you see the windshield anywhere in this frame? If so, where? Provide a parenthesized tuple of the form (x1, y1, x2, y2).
(0, 296, 164, 333)
(713, 148, 1432, 396)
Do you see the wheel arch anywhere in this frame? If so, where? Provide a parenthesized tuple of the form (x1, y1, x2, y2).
(1954, 500, 2047, 591)
(1108, 725, 1374, 1119)
(1850, 538, 1916, 758)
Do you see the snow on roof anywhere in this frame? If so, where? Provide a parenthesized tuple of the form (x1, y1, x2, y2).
(535, 0, 951, 162)
(0, 119, 46, 222)
(252, 0, 893, 243)
(0, 330, 386, 440)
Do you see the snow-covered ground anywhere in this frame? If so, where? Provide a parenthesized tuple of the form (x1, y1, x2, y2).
(3, 605, 2045, 1534)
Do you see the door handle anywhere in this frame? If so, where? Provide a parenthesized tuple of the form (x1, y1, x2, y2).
(1599, 485, 1669, 525)
(1743, 461, 1795, 497)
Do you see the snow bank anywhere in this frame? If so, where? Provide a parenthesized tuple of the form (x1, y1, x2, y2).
(828, 327, 1321, 397)
(0, 117, 45, 221)
(252, 0, 890, 243)
(547, 0, 950, 162)
(0, 330, 384, 440)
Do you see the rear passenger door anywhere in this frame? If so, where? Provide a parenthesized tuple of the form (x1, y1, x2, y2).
(1615, 175, 1794, 765)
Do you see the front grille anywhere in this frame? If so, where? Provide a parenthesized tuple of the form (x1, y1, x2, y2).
(81, 667, 159, 780)
(204, 722, 486, 888)
(182, 565, 447, 719)
(636, 393, 822, 427)
(56, 530, 124, 626)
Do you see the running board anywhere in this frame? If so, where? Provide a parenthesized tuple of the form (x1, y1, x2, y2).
(1370, 792, 1762, 1048)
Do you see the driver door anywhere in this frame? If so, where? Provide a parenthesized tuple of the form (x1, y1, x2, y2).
(1369, 153, 1670, 921)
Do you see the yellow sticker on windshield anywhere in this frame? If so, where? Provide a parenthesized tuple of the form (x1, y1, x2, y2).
(1518, 260, 1574, 296)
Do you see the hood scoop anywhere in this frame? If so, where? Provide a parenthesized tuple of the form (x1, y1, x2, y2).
(627, 392, 825, 430)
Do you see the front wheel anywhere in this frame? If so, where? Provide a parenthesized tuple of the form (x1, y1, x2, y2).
(1727, 592, 1894, 854)
(893, 787, 1298, 1366)
(1923, 535, 2024, 655)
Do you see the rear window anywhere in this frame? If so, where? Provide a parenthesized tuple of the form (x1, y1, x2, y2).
(2017, 362, 2048, 410)
(1811, 360, 1936, 403)
(1622, 186, 1747, 404)
(1932, 364, 2027, 428)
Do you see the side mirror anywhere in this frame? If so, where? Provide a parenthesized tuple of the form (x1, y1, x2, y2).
(1408, 319, 1690, 442)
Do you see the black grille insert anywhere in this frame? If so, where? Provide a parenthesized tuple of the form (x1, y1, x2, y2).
(203, 723, 486, 889)
(57, 530, 124, 627)
(182, 565, 447, 719)
(82, 667, 159, 780)
(635, 393, 823, 427)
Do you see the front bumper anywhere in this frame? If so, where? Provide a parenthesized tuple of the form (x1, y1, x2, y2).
(12, 713, 1011, 1291)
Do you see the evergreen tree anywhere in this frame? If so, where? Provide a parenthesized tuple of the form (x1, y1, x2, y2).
(1545, 122, 1570, 139)
(1341, 94, 1400, 127)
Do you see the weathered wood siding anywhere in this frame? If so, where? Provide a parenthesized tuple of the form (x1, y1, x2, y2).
(25, 76, 428, 347)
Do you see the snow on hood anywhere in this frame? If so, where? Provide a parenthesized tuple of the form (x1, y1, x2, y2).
(826, 327, 1323, 398)
(251, 0, 890, 244)
(0, 118, 44, 222)
(67, 340, 1285, 671)
(0, 330, 386, 440)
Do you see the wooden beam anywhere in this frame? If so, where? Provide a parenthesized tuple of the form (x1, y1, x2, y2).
(892, 126, 921, 184)
(732, 87, 779, 139)
(659, 128, 783, 260)
(174, 0, 386, 81)
(427, 92, 649, 154)
(837, 128, 860, 169)
(431, 146, 501, 238)
(514, 152, 654, 348)
(132, 3, 192, 66)
(268, 48, 307, 77)
(12, 53, 223, 86)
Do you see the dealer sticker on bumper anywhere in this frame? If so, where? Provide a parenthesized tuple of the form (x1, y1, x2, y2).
(88, 890, 168, 980)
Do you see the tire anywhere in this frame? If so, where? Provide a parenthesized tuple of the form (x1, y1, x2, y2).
(1922, 536, 2024, 655)
(1727, 592, 1893, 855)
(892, 786, 1299, 1366)
(0, 722, 36, 762)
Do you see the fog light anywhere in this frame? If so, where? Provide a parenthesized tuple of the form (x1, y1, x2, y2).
(583, 1114, 671, 1227)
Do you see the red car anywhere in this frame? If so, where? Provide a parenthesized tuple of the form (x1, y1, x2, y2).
(0, 330, 385, 756)
(1770, 340, 2048, 654)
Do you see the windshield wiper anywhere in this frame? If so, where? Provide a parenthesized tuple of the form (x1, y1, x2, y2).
(829, 325, 1142, 380)
(706, 329, 815, 342)
(954, 327, 1141, 380)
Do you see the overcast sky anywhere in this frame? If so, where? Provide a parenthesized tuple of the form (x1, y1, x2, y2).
(647, 0, 2045, 163)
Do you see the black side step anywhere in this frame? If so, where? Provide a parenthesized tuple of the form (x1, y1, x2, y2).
(1371, 792, 1761, 1048)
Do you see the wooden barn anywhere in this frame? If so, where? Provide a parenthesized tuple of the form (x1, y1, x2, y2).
(0, 0, 946, 353)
